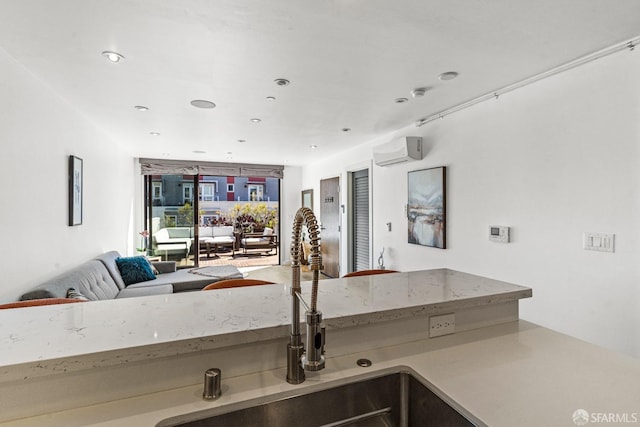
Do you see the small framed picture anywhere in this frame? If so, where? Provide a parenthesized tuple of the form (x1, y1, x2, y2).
(301, 188, 314, 211)
(69, 155, 83, 226)
(408, 166, 446, 249)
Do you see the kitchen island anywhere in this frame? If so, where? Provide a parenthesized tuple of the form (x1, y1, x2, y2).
(3, 269, 637, 426)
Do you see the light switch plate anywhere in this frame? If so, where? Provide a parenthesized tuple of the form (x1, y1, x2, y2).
(583, 232, 615, 253)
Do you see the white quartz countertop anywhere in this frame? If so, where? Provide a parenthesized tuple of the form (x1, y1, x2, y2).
(0, 268, 531, 373)
(5, 320, 640, 427)
(3, 268, 638, 426)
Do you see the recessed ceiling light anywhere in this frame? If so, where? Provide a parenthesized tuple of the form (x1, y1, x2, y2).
(309, 145, 318, 149)
(342, 128, 351, 132)
(150, 132, 160, 136)
(134, 105, 149, 111)
(190, 100, 216, 109)
(438, 71, 459, 81)
(395, 98, 408, 103)
(411, 88, 428, 98)
(237, 139, 246, 143)
(274, 78, 290, 86)
(192, 150, 206, 154)
(266, 96, 276, 101)
(102, 51, 124, 63)
(250, 118, 262, 123)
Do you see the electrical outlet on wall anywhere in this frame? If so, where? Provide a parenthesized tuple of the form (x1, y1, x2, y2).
(429, 313, 456, 338)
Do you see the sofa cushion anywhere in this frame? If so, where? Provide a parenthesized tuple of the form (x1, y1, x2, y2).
(115, 284, 174, 298)
(242, 237, 269, 245)
(95, 251, 127, 290)
(169, 227, 192, 238)
(115, 256, 157, 286)
(145, 269, 217, 292)
(153, 261, 177, 274)
(212, 226, 234, 237)
(96, 251, 161, 288)
(211, 236, 235, 244)
(198, 226, 214, 238)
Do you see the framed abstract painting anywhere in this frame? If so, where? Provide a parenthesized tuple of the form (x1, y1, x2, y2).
(407, 166, 446, 249)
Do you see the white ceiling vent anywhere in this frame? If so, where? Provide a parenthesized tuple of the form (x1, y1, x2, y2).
(373, 137, 423, 166)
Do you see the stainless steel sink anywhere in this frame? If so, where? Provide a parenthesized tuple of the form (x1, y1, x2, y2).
(157, 367, 484, 427)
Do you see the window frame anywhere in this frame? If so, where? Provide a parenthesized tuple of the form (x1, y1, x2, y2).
(200, 182, 217, 201)
(152, 182, 163, 201)
(247, 184, 264, 201)
(183, 183, 194, 203)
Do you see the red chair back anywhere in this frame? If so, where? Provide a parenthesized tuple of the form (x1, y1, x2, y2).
(0, 298, 86, 310)
(342, 269, 399, 278)
(202, 279, 275, 290)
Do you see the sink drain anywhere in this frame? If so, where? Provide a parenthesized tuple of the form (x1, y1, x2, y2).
(356, 358, 372, 367)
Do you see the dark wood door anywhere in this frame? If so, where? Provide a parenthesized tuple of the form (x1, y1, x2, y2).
(320, 177, 340, 278)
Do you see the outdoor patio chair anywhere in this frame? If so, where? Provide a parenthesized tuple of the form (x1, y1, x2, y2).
(238, 227, 278, 256)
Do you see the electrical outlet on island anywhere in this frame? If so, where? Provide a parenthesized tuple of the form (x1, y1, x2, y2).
(429, 313, 456, 338)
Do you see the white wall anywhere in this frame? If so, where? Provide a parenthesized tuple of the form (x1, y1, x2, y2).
(0, 48, 135, 303)
(302, 49, 640, 358)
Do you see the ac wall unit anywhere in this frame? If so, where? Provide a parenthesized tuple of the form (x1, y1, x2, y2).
(373, 136, 423, 166)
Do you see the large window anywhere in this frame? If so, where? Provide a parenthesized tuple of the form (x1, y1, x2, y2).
(143, 171, 281, 268)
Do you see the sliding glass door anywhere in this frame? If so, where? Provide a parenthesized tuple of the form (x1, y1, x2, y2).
(144, 174, 281, 269)
(145, 174, 197, 268)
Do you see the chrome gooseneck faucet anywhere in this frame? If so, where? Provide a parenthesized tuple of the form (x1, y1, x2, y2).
(287, 207, 325, 384)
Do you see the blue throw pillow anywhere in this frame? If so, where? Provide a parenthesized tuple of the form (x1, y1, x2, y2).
(115, 256, 156, 286)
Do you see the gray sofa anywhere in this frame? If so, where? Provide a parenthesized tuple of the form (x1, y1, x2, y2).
(20, 251, 231, 301)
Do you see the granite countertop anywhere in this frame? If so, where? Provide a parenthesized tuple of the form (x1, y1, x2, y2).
(0, 268, 531, 376)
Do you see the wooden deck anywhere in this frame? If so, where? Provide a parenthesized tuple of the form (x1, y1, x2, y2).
(172, 248, 279, 269)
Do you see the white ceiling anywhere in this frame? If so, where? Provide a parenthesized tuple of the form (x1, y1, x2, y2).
(1, 1, 639, 166)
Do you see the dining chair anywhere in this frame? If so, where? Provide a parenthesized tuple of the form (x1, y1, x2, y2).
(0, 298, 86, 310)
(342, 269, 399, 278)
(202, 279, 275, 290)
